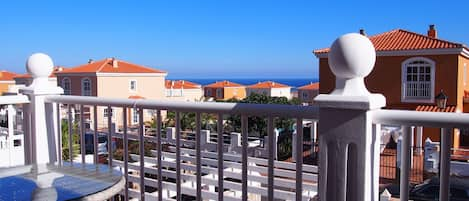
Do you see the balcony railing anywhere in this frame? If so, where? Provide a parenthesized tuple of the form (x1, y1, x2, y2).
(2, 33, 468, 201)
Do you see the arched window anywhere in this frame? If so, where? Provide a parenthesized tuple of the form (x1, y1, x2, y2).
(62, 78, 71, 95)
(81, 78, 92, 96)
(401, 57, 435, 102)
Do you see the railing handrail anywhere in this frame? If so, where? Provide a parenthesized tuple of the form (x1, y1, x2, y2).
(0, 95, 30, 105)
(44, 95, 319, 118)
(372, 109, 469, 128)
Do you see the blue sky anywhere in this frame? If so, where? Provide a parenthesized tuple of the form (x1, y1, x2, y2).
(1, 0, 468, 79)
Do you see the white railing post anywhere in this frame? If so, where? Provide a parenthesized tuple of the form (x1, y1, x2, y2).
(292, 131, 297, 162)
(19, 53, 63, 165)
(416, 126, 423, 155)
(311, 121, 317, 159)
(7, 105, 15, 165)
(314, 33, 385, 201)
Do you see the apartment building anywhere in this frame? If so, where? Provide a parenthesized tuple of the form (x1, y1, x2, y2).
(298, 82, 319, 105)
(165, 80, 203, 102)
(246, 81, 291, 99)
(314, 25, 469, 148)
(204, 80, 246, 101)
(55, 58, 167, 128)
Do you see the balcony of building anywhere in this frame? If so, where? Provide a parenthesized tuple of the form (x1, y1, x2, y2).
(1, 33, 468, 201)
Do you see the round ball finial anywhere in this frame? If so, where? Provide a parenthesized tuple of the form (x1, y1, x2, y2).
(328, 33, 376, 79)
(26, 53, 54, 78)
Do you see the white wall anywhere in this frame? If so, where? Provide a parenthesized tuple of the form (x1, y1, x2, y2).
(165, 88, 203, 102)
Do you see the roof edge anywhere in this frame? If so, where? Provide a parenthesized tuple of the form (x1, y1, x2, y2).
(314, 47, 468, 58)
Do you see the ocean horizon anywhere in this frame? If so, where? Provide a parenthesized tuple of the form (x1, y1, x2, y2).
(167, 78, 319, 89)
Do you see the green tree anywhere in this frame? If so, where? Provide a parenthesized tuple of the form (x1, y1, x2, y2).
(221, 93, 298, 137)
(162, 111, 217, 132)
(61, 119, 80, 161)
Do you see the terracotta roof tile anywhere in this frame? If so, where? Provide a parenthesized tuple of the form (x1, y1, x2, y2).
(56, 58, 166, 74)
(247, 81, 290, 89)
(298, 82, 319, 90)
(205, 80, 244, 88)
(314, 29, 467, 54)
(165, 80, 201, 89)
(415, 105, 456, 113)
(14, 67, 64, 79)
(0, 71, 19, 81)
(128, 95, 145, 99)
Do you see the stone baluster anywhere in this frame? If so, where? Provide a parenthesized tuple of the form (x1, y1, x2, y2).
(20, 53, 64, 165)
(314, 33, 386, 201)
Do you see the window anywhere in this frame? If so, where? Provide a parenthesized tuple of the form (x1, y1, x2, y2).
(13, 139, 21, 147)
(401, 57, 435, 102)
(104, 108, 114, 118)
(130, 80, 137, 91)
(303, 92, 308, 99)
(206, 89, 212, 96)
(464, 63, 467, 86)
(62, 78, 71, 95)
(132, 109, 139, 123)
(216, 88, 223, 98)
(81, 78, 92, 96)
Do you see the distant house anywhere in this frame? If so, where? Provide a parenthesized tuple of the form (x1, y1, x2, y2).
(7, 67, 64, 95)
(297, 82, 319, 105)
(0, 71, 18, 95)
(247, 81, 291, 99)
(314, 25, 469, 148)
(55, 58, 167, 129)
(204, 80, 246, 101)
(165, 80, 203, 102)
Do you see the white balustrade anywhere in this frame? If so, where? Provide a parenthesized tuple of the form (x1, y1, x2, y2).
(10, 33, 468, 201)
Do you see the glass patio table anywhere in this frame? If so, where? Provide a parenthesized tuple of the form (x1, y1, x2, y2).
(0, 162, 125, 201)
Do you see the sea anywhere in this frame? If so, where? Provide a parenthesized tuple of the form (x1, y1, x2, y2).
(170, 78, 319, 91)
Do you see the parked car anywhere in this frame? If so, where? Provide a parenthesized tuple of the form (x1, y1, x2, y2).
(85, 132, 115, 154)
(409, 176, 469, 201)
(384, 176, 469, 201)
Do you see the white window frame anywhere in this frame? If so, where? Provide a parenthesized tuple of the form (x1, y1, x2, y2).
(132, 109, 138, 124)
(401, 57, 435, 103)
(103, 108, 115, 120)
(464, 63, 467, 86)
(129, 80, 137, 92)
(81, 78, 92, 96)
(62, 77, 71, 95)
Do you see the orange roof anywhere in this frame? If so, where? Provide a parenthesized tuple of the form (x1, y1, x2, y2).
(247, 81, 290, 89)
(415, 105, 456, 113)
(0, 71, 18, 81)
(128, 95, 145, 99)
(314, 29, 467, 54)
(298, 82, 319, 90)
(56, 58, 166, 74)
(205, 80, 244, 88)
(165, 80, 201, 89)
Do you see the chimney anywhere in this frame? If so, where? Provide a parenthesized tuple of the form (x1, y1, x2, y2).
(88, 59, 94, 64)
(359, 29, 366, 36)
(182, 80, 185, 85)
(111, 58, 118, 68)
(427, 24, 437, 38)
